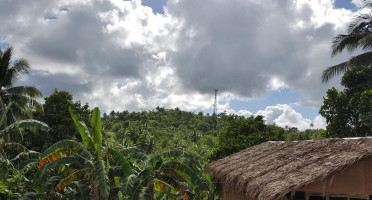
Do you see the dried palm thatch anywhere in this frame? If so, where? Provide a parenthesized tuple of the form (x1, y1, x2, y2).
(205, 138, 372, 200)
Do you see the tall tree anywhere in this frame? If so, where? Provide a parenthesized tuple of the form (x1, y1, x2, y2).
(0, 46, 42, 123)
(320, 65, 372, 137)
(322, 3, 372, 82)
(26, 89, 90, 151)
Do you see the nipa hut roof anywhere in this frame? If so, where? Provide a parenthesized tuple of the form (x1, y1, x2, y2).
(205, 137, 372, 200)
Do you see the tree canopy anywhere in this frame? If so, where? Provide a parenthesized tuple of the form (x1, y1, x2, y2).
(320, 66, 372, 137)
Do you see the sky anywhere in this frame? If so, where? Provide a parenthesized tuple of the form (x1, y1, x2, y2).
(0, 0, 367, 130)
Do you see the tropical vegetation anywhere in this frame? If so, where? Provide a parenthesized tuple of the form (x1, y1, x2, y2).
(2, 3, 372, 199)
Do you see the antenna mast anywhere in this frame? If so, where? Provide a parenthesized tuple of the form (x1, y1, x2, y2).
(213, 89, 218, 114)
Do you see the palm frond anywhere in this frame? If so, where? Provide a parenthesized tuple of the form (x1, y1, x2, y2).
(322, 51, 372, 82)
(12, 58, 30, 75)
(6, 86, 42, 98)
(331, 32, 370, 56)
(0, 47, 13, 87)
(357, 33, 372, 50)
(348, 14, 372, 32)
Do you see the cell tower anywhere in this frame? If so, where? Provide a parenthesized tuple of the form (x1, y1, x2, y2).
(213, 89, 218, 114)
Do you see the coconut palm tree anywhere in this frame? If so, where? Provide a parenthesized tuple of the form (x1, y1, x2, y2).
(0, 46, 42, 122)
(322, 4, 372, 82)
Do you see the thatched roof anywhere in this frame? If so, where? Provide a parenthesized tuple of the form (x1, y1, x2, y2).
(205, 138, 372, 200)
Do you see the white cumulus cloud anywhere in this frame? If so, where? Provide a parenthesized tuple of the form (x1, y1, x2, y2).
(256, 104, 325, 130)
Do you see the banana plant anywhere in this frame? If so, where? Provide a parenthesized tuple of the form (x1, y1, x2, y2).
(0, 102, 49, 170)
(120, 147, 214, 200)
(34, 107, 132, 200)
(0, 103, 49, 199)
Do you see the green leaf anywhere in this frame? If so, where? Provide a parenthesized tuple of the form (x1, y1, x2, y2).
(91, 107, 103, 151)
(3, 142, 28, 154)
(106, 155, 110, 174)
(40, 140, 88, 159)
(162, 160, 206, 191)
(121, 147, 148, 163)
(69, 106, 93, 149)
(56, 169, 89, 191)
(1, 119, 49, 136)
(97, 160, 110, 198)
(108, 148, 133, 178)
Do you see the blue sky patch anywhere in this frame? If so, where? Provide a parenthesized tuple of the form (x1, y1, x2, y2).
(141, 0, 167, 14)
(212, 89, 319, 120)
(0, 41, 9, 49)
(334, 0, 357, 11)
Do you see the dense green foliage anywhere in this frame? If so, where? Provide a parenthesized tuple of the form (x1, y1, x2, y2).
(102, 108, 325, 162)
(102, 108, 220, 160)
(209, 115, 284, 160)
(23, 89, 91, 152)
(0, 103, 49, 199)
(1, 106, 221, 199)
(320, 66, 372, 137)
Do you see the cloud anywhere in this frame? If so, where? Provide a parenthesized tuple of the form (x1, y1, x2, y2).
(255, 104, 325, 130)
(313, 115, 327, 129)
(352, 0, 365, 8)
(167, 0, 355, 106)
(0, 0, 360, 121)
(218, 103, 325, 131)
